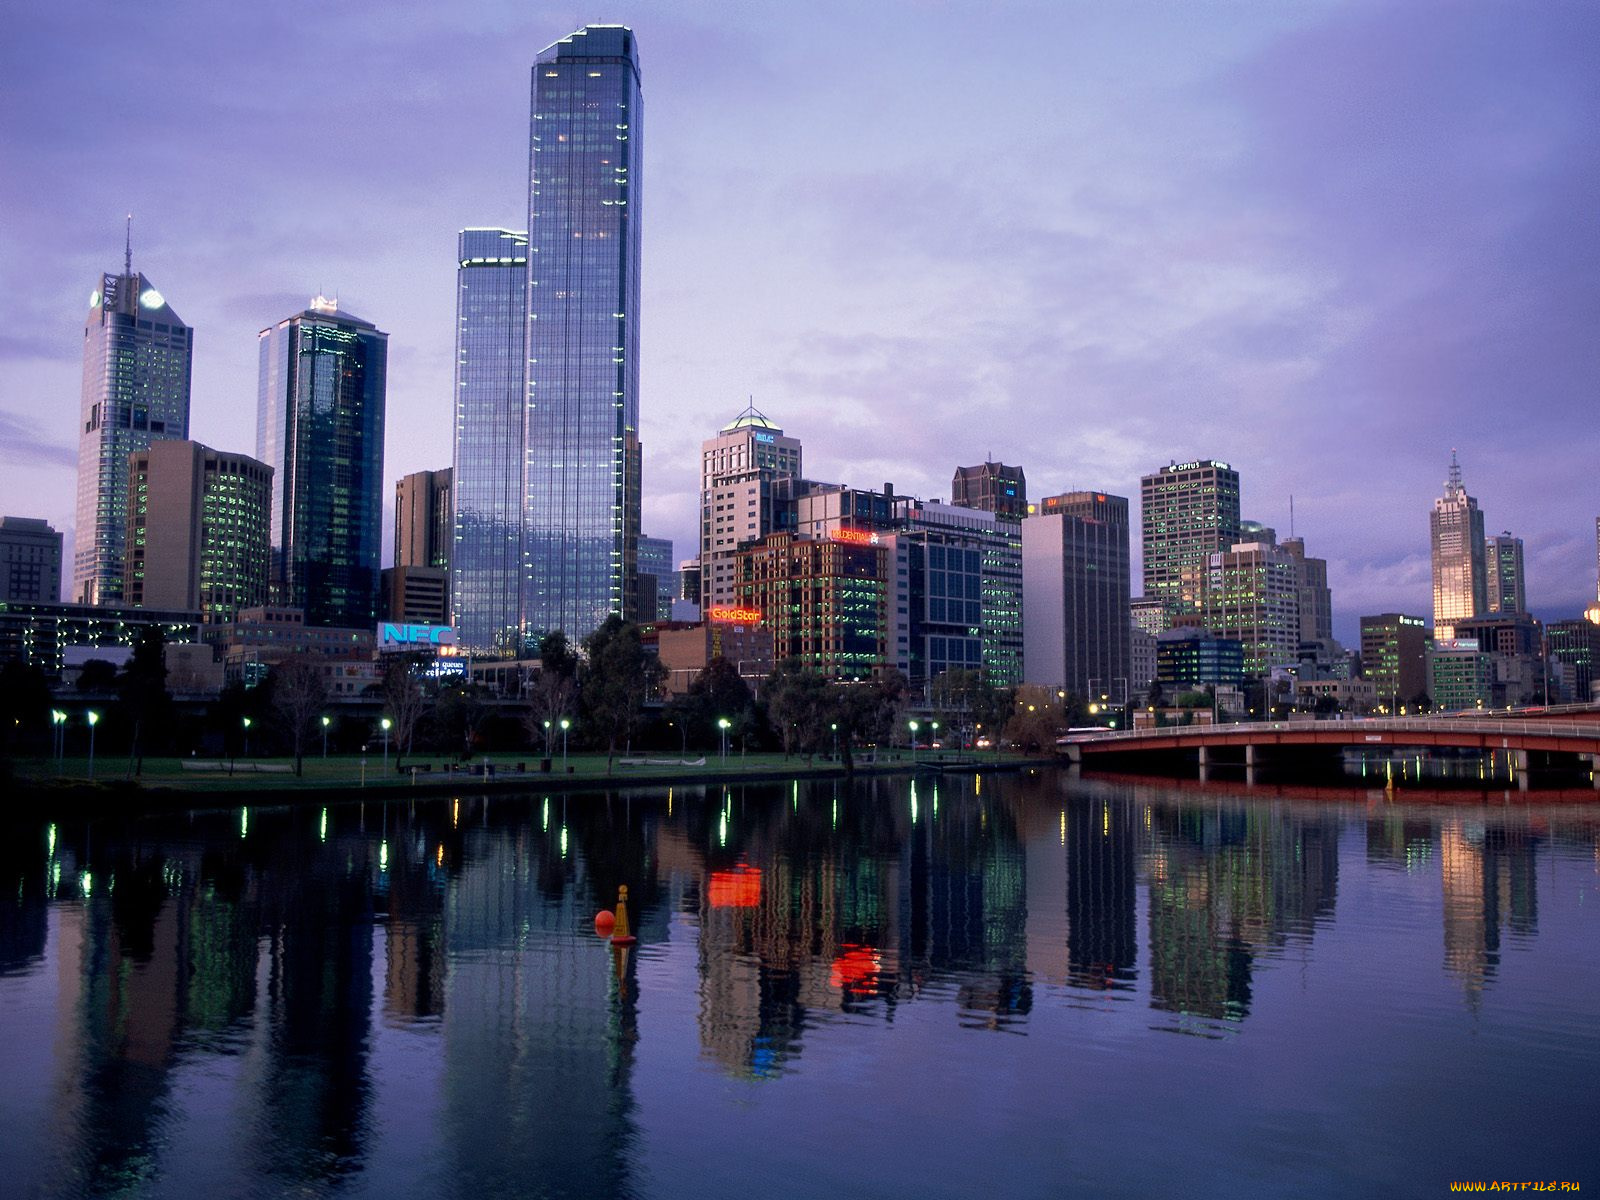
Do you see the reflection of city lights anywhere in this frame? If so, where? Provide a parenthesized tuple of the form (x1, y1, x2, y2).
(708, 865, 761, 908)
(319, 808, 328, 842)
(436, 844, 445, 868)
(1060, 810, 1066, 846)
(453, 799, 460, 828)
(380, 840, 389, 870)
(830, 944, 881, 990)
(240, 808, 249, 839)
(560, 827, 569, 858)
(81, 871, 94, 897)
(47, 825, 56, 858)
(542, 798, 549, 831)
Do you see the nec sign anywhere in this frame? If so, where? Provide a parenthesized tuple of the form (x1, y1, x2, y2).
(379, 623, 458, 650)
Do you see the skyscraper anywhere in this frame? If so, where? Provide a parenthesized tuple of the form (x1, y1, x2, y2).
(1430, 450, 1486, 640)
(386, 468, 453, 628)
(0, 517, 63, 604)
(1140, 460, 1241, 626)
(451, 228, 529, 655)
(524, 25, 643, 641)
(1022, 491, 1132, 701)
(257, 297, 387, 629)
(1485, 531, 1525, 614)
(73, 246, 193, 604)
(1280, 536, 1333, 643)
(952, 462, 1027, 520)
(125, 440, 272, 623)
(636, 534, 673, 621)
(700, 405, 802, 612)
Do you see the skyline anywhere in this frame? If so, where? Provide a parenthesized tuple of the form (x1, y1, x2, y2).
(2, 1, 1596, 645)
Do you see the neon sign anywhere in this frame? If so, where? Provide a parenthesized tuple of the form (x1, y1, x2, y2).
(708, 606, 762, 624)
(378, 623, 458, 650)
(832, 528, 880, 546)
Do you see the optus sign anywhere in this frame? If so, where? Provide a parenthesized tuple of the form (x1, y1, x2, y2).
(378, 623, 458, 651)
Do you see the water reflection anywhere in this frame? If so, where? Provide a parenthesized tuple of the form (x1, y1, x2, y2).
(1, 773, 1597, 1197)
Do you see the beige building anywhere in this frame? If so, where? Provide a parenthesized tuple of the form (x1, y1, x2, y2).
(657, 620, 774, 696)
(699, 406, 802, 612)
(1430, 451, 1487, 639)
(126, 440, 272, 623)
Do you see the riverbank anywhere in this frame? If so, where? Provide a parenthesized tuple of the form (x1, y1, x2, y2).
(4, 748, 1052, 812)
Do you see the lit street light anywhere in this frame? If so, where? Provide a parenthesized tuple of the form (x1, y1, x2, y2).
(321, 714, 330, 758)
(380, 717, 391, 771)
(908, 719, 920, 764)
(560, 717, 571, 770)
(718, 717, 731, 762)
(51, 709, 66, 771)
(86, 710, 100, 780)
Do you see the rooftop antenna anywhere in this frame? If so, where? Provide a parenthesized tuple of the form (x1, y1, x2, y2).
(124, 214, 133, 276)
(1447, 448, 1462, 492)
(1289, 494, 1296, 539)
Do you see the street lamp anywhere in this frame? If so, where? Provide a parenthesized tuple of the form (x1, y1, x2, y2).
(543, 718, 553, 758)
(51, 709, 66, 771)
(86, 710, 100, 780)
(718, 717, 731, 762)
(908, 719, 920, 763)
(321, 715, 330, 758)
(380, 717, 392, 771)
(930, 720, 940, 753)
(242, 716, 252, 758)
(559, 717, 571, 770)
(830, 721, 839, 759)
(669, 719, 686, 755)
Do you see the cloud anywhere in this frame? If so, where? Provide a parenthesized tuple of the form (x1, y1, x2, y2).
(0, 411, 74, 469)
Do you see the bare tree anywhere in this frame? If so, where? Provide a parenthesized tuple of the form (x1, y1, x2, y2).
(270, 655, 329, 777)
(382, 657, 431, 772)
(522, 669, 578, 757)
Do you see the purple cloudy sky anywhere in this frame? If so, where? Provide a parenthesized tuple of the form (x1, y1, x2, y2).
(2, 0, 1595, 643)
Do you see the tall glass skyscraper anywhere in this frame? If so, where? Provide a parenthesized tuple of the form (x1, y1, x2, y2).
(1430, 450, 1487, 640)
(73, 260, 192, 604)
(452, 229, 529, 654)
(257, 297, 387, 628)
(525, 25, 643, 642)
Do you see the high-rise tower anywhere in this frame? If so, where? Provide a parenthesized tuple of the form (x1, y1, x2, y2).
(451, 228, 529, 655)
(524, 25, 643, 641)
(1430, 451, 1486, 640)
(72, 236, 193, 605)
(1485, 531, 1525, 614)
(257, 296, 387, 628)
(1139, 459, 1240, 626)
(700, 405, 802, 612)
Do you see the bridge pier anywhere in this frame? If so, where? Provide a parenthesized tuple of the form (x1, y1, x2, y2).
(1197, 745, 1209, 783)
(1590, 754, 1600, 789)
(1510, 749, 1529, 792)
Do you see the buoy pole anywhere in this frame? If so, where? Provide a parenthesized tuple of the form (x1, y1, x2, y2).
(610, 884, 638, 946)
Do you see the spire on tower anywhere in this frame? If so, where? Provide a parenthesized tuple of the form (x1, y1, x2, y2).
(124, 214, 133, 277)
(1446, 448, 1463, 495)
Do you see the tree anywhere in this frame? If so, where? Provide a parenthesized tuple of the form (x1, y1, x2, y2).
(268, 656, 328, 776)
(76, 658, 120, 694)
(522, 631, 580, 757)
(381, 657, 431, 772)
(118, 626, 174, 776)
(762, 661, 833, 759)
(0, 659, 52, 755)
(434, 679, 493, 761)
(580, 617, 664, 768)
(831, 669, 911, 768)
(1003, 684, 1072, 753)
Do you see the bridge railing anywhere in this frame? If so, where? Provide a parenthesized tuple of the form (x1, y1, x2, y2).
(1059, 717, 1600, 746)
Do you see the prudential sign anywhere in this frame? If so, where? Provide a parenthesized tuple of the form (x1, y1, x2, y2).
(378, 623, 458, 652)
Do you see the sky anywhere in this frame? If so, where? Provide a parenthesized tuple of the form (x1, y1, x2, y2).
(1, 0, 1596, 645)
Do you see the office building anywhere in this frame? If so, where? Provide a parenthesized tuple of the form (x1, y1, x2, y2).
(897, 498, 1023, 688)
(125, 440, 272, 623)
(202, 605, 377, 691)
(1428, 641, 1493, 712)
(1140, 460, 1241, 626)
(791, 481, 899, 541)
(657, 617, 773, 696)
(1547, 619, 1600, 703)
(951, 462, 1027, 520)
(1155, 628, 1244, 690)
(637, 535, 673, 621)
(0, 600, 200, 677)
(524, 25, 644, 641)
(882, 529, 985, 695)
(1359, 613, 1431, 711)
(396, 468, 453, 572)
(677, 559, 702, 609)
(1280, 536, 1333, 643)
(451, 228, 528, 654)
(1486, 532, 1525, 614)
(700, 406, 802, 612)
(1200, 541, 1300, 676)
(257, 296, 388, 629)
(1454, 612, 1545, 708)
(1022, 491, 1131, 701)
(381, 567, 450, 628)
(1129, 626, 1157, 694)
(734, 532, 887, 680)
(0, 517, 63, 603)
(73, 249, 193, 604)
(1430, 450, 1487, 639)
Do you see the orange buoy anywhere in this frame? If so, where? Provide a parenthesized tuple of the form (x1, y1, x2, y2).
(594, 909, 616, 936)
(610, 884, 638, 946)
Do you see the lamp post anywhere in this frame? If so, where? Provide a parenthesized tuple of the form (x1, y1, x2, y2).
(930, 720, 940, 755)
(321, 715, 330, 758)
(908, 719, 919, 764)
(560, 717, 570, 771)
(543, 718, 553, 759)
(51, 709, 66, 771)
(86, 710, 99, 780)
(831, 722, 839, 759)
(381, 717, 391, 772)
(718, 717, 731, 762)
(242, 716, 252, 758)
(669, 720, 686, 756)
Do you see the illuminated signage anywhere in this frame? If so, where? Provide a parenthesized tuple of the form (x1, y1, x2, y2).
(754, 432, 775, 444)
(378, 623, 458, 651)
(708, 606, 762, 624)
(832, 528, 880, 546)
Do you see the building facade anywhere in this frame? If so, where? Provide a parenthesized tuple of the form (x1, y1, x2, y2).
(1359, 613, 1431, 711)
(1155, 628, 1244, 690)
(734, 532, 887, 680)
(396, 468, 453, 572)
(1200, 541, 1300, 676)
(1486, 532, 1525, 614)
(125, 440, 273, 623)
(699, 407, 802, 612)
(637, 534, 673, 621)
(951, 462, 1027, 520)
(257, 297, 388, 629)
(1547, 619, 1600, 703)
(0, 517, 63, 604)
(1021, 491, 1131, 701)
(1139, 460, 1240, 627)
(0, 600, 200, 677)
(73, 261, 193, 605)
(1280, 536, 1333, 643)
(524, 25, 644, 642)
(451, 228, 529, 655)
(1430, 451, 1487, 639)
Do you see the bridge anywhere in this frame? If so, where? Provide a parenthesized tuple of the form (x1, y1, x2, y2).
(1057, 716, 1600, 791)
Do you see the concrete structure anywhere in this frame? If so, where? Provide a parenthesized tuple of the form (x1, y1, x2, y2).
(951, 461, 1027, 520)
(1200, 541, 1300, 676)
(202, 605, 376, 690)
(1547, 619, 1600, 703)
(125, 440, 272, 623)
(1454, 612, 1546, 708)
(1281, 536, 1333, 643)
(73, 247, 193, 605)
(656, 619, 774, 696)
(637, 535, 674, 621)
(1139, 459, 1240, 628)
(1129, 626, 1157, 694)
(1360, 613, 1431, 711)
(1430, 451, 1487, 639)
(0, 600, 201, 677)
(1486, 531, 1525, 614)
(524, 26, 644, 640)
(396, 468, 453, 573)
(257, 297, 387, 628)
(0, 516, 63, 603)
(734, 532, 887, 680)
(789, 481, 900, 542)
(381, 566, 450, 627)
(1155, 628, 1244, 690)
(1428, 640, 1494, 712)
(450, 228, 529, 656)
(1022, 491, 1131, 702)
(699, 406, 802, 612)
